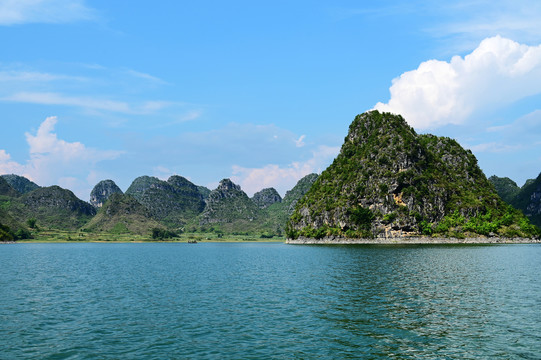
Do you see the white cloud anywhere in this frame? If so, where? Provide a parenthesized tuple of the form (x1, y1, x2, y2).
(152, 166, 173, 180)
(3, 92, 132, 113)
(295, 135, 306, 148)
(0, 0, 96, 25)
(1, 91, 191, 116)
(0, 149, 26, 175)
(374, 36, 541, 129)
(430, 0, 541, 47)
(231, 145, 339, 196)
(468, 142, 522, 153)
(0, 116, 123, 200)
(0, 70, 86, 82)
(125, 70, 167, 84)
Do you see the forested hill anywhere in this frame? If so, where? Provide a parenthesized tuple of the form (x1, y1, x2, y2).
(286, 111, 539, 241)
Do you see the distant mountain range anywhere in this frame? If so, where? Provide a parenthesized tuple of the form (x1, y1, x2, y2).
(2, 111, 540, 242)
(0, 173, 318, 240)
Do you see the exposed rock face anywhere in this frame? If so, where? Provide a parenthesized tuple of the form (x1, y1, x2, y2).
(83, 193, 164, 235)
(287, 111, 538, 240)
(125, 175, 205, 226)
(90, 180, 123, 208)
(282, 173, 318, 215)
(252, 188, 282, 209)
(197, 186, 211, 200)
(1, 174, 39, 194)
(199, 179, 259, 225)
(510, 173, 541, 227)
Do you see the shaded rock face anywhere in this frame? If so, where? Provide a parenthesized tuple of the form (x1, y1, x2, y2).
(125, 175, 205, 225)
(1, 174, 39, 195)
(489, 176, 520, 204)
(252, 188, 282, 209)
(90, 180, 123, 208)
(510, 173, 541, 227)
(526, 188, 541, 216)
(199, 179, 259, 225)
(216, 178, 241, 193)
(22, 186, 96, 215)
(197, 186, 211, 200)
(0, 177, 19, 197)
(287, 111, 537, 240)
(491, 173, 541, 228)
(282, 173, 318, 215)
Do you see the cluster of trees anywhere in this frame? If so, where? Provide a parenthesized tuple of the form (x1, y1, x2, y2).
(151, 228, 180, 240)
(0, 219, 35, 242)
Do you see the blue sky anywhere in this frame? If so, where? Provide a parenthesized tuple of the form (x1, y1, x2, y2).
(1, 0, 541, 200)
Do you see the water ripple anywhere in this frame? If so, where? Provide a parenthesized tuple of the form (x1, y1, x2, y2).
(1, 243, 540, 359)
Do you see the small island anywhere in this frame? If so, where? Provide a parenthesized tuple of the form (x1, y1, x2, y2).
(286, 111, 540, 244)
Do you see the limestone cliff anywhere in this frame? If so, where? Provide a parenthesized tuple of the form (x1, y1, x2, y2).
(252, 188, 282, 209)
(287, 111, 538, 240)
(90, 180, 123, 208)
(125, 175, 205, 226)
(198, 179, 260, 228)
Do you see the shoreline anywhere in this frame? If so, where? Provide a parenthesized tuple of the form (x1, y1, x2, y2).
(286, 236, 541, 245)
(2, 239, 284, 244)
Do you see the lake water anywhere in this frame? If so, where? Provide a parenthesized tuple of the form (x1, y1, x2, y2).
(1, 243, 540, 359)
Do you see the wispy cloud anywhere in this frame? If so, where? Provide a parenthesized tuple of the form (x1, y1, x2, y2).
(0, 0, 96, 26)
(2, 92, 132, 113)
(468, 142, 523, 153)
(332, 1, 541, 53)
(0, 70, 86, 82)
(1, 91, 188, 115)
(125, 69, 167, 85)
(428, 0, 541, 46)
(0, 64, 193, 119)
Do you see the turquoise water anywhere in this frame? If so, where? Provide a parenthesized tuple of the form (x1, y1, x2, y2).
(1, 243, 540, 359)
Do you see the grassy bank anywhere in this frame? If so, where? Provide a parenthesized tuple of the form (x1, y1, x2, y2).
(16, 229, 285, 243)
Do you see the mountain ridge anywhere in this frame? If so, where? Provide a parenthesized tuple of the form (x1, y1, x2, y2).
(286, 111, 538, 241)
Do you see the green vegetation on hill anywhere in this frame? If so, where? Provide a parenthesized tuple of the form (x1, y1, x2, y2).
(197, 186, 211, 200)
(510, 173, 541, 228)
(7, 186, 96, 230)
(0, 173, 320, 239)
(258, 174, 319, 237)
(83, 193, 165, 235)
(282, 173, 318, 214)
(489, 176, 520, 204)
(197, 179, 262, 234)
(0, 177, 20, 197)
(1, 174, 40, 194)
(489, 173, 541, 228)
(125, 175, 205, 227)
(0, 208, 33, 241)
(287, 111, 539, 240)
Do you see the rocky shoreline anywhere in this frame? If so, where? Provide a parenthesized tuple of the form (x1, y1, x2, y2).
(286, 236, 541, 245)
